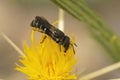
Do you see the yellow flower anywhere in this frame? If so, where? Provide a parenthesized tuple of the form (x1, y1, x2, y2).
(16, 30, 77, 80)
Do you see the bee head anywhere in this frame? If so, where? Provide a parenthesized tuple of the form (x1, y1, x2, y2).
(31, 16, 50, 30)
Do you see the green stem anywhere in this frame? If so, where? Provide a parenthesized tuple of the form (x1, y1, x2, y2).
(51, 0, 120, 61)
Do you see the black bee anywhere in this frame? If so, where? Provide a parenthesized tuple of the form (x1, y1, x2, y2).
(31, 16, 73, 52)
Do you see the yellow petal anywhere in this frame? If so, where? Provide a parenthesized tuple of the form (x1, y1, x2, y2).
(16, 30, 77, 80)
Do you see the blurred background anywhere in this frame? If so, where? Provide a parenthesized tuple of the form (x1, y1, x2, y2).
(0, 0, 120, 80)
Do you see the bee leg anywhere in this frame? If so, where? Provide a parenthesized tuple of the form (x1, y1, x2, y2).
(74, 43, 77, 47)
(62, 36, 70, 53)
(71, 44, 75, 54)
(40, 36, 47, 43)
(57, 41, 62, 52)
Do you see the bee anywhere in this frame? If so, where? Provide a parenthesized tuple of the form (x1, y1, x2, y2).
(31, 16, 74, 53)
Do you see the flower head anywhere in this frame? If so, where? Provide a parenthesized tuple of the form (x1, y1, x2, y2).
(16, 31, 77, 80)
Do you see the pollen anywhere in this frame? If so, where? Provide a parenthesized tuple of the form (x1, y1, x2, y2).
(16, 30, 77, 80)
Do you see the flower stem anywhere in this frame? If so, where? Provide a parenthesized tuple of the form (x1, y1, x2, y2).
(79, 62, 120, 80)
(58, 8, 64, 32)
(0, 32, 25, 56)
